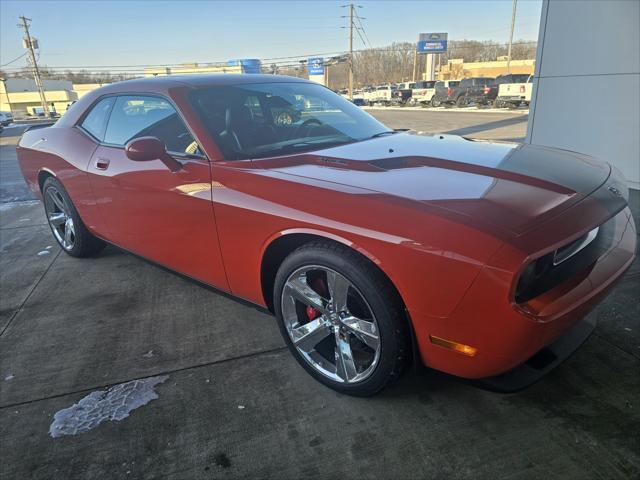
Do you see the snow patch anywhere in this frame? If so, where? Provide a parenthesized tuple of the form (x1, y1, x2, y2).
(49, 376, 168, 438)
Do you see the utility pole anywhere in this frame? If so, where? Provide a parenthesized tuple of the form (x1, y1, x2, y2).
(0, 77, 15, 116)
(412, 34, 419, 82)
(18, 16, 48, 115)
(348, 4, 354, 100)
(506, 0, 518, 73)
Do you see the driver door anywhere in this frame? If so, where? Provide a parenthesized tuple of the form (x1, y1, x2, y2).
(87, 94, 228, 289)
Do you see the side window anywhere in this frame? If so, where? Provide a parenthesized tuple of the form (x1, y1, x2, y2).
(80, 97, 115, 141)
(104, 95, 200, 155)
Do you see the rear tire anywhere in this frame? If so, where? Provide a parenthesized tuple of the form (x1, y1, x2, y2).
(430, 96, 441, 107)
(42, 176, 105, 258)
(455, 95, 467, 107)
(273, 241, 408, 396)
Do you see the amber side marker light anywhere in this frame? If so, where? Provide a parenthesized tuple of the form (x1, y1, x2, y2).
(429, 335, 478, 357)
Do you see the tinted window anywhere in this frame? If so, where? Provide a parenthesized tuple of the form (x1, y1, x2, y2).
(81, 97, 115, 141)
(189, 82, 389, 161)
(448, 81, 460, 87)
(460, 79, 471, 87)
(104, 95, 199, 155)
(473, 78, 495, 85)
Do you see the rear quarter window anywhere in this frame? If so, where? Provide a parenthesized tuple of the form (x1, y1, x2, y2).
(80, 97, 115, 141)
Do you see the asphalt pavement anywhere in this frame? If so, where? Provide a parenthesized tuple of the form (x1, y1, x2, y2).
(0, 111, 638, 479)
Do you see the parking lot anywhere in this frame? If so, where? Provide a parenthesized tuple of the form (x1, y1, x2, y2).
(1, 110, 639, 479)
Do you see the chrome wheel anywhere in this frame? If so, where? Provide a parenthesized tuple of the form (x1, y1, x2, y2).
(281, 265, 381, 383)
(45, 186, 75, 251)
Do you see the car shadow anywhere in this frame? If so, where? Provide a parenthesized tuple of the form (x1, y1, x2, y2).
(445, 115, 528, 137)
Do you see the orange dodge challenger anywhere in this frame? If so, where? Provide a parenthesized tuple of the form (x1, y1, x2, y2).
(17, 75, 636, 396)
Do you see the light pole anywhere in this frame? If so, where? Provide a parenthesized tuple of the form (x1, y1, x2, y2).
(507, 0, 518, 73)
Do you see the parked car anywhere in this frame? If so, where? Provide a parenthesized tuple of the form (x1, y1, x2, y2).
(496, 74, 533, 108)
(392, 82, 415, 105)
(0, 111, 14, 126)
(449, 77, 496, 107)
(17, 75, 636, 396)
(407, 80, 437, 106)
(431, 80, 460, 107)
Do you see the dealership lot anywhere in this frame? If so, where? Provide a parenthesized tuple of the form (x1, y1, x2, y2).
(1, 111, 638, 479)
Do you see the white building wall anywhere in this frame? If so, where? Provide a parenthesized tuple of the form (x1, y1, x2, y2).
(527, 0, 640, 189)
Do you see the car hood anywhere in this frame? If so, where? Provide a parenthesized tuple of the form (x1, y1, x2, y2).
(256, 132, 611, 237)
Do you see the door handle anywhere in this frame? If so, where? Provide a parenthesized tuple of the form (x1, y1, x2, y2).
(95, 158, 110, 170)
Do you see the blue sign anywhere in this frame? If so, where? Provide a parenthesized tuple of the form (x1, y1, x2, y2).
(308, 57, 324, 75)
(417, 33, 448, 54)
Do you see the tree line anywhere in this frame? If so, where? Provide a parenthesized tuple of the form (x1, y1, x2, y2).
(1, 38, 536, 90)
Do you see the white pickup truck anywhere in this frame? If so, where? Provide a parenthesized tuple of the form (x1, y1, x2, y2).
(364, 85, 396, 105)
(496, 74, 533, 108)
(407, 81, 437, 106)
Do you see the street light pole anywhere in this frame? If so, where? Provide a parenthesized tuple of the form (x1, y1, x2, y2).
(506, 0, 518, 74)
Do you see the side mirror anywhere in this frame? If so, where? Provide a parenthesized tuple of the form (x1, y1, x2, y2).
(125, 136, 182, 172)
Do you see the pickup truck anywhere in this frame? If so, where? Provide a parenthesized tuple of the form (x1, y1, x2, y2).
(407, 80, 437, 106)
(495, 74, 533, 108)
(392, 82, 415, 104)
(365, 85, 396, 105)
(430, 80, 460, 107)
(449, 77, 496, 107)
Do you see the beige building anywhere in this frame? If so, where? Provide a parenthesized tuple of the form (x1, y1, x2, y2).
(0, 78, 78, 117)
(73, 83, 108, 99)
(438, 58, 535, 80)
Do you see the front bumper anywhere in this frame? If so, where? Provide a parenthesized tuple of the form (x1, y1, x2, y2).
(412, 205, 636, 381)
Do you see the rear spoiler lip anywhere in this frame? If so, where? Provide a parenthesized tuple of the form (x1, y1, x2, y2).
(24, 121, 56, 132)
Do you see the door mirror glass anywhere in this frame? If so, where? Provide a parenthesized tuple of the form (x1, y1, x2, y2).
(125, 136, 182, 172)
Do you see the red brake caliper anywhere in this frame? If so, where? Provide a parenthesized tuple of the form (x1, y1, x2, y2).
(305, 277, 328, 321)
(306, 305, 320, 321)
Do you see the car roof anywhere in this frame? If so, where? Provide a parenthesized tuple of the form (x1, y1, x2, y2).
(55, 74, 314, 127)
(104, 74, 311, 93)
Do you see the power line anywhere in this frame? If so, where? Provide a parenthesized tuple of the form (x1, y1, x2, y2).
(1, 52, 27, 67)
(1, 41, 538, 75)
(354, 11, 372, 49)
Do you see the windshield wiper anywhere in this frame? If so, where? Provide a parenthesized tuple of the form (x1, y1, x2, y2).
(369, 131, 398, 138)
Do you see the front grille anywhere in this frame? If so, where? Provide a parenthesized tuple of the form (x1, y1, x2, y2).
(515, 217, 616, 304)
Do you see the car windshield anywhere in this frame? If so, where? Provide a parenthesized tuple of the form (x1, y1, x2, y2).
(189, 82, 391, 160)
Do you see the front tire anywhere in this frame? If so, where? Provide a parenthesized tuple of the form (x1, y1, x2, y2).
(42, 177, 105, 257)
(273, 242, 408, 396)
(430, 96, 441, 107)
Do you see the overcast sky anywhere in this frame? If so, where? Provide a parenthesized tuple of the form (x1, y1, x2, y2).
(1, 0, 543, 71)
